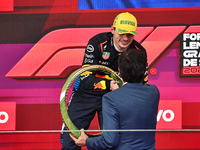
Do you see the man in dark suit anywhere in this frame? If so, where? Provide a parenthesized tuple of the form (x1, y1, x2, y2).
(70, 48, 160, 150)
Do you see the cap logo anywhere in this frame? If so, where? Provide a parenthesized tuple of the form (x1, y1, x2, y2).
(117, 28, 137, 35)
(120, 20, 135, 26)
(118, 28, 129, 34)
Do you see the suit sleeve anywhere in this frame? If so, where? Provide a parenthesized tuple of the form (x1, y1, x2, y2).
(86, 94, 120, 149)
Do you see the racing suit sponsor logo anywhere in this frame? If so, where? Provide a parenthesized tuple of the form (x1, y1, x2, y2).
(81, 71, 92, 76)
(94, 80, 106, 91)
(99, 61, 109, 65)
(84, 58, 93, 64)
(103, 45, 107, 50)
(86, 44, 94, 53)
(85, 53, 94, 58)
(80, 74, 90, 80)
(102, 52, 110, 60)
(95, 74, 111, 80)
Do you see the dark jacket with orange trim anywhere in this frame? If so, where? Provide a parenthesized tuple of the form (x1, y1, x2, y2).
(73, 32, 148, 96)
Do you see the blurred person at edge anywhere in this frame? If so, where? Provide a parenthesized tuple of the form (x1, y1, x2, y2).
(60, 12, 148, 150)
(70, 48, 160, 150)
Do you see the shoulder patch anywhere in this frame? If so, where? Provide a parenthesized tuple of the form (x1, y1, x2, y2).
(102, 52, 110, 60)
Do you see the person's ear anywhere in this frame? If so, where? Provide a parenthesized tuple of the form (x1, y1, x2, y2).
(111, 25, 114, 34)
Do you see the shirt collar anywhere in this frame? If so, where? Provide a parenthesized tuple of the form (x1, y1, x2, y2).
(113, 41, 127, 52)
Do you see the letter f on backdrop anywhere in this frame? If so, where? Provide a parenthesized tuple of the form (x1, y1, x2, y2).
(6, 26, 189, 79)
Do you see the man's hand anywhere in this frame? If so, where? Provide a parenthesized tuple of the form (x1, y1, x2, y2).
(110, 78, 120, 91)
(69, 129, 88, 147)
